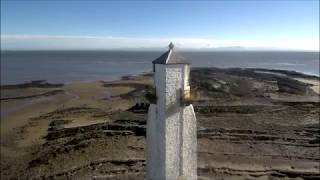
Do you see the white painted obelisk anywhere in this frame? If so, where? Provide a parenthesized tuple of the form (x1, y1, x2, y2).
(147, 43, 197, 180)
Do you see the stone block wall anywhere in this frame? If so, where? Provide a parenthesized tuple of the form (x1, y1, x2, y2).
(147, 64, 197, 180)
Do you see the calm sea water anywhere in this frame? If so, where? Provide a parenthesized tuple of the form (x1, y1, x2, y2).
(1, 50, 319, 85)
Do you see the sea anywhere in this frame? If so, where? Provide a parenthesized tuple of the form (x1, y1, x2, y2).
(1, 50, 319, 85)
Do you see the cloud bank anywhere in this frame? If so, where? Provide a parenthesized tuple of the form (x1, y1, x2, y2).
(1, 34, 318, 51)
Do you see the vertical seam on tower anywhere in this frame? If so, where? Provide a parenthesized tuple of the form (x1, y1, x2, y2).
(179, 66, 184, 177)
(179, 107, 184, 177)
(163, 65, 167, 178)
(166, 49, 172, 64)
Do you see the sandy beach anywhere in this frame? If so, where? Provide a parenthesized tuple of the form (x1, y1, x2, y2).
(1, 68, 319, 179)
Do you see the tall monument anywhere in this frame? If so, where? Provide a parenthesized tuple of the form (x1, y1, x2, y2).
(146, 43, 197, 180)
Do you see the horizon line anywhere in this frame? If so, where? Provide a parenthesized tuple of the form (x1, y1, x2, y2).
(1, 48, 319, 52)
(1, 34, 319, 51)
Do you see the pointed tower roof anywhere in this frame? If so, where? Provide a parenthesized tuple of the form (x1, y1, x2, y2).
(152, 42, 190, 65)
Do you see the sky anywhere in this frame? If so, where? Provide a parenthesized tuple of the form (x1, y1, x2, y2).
(1, 1, 319, 50)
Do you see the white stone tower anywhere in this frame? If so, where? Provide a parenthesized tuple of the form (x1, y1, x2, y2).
(147, 43, 197, 180)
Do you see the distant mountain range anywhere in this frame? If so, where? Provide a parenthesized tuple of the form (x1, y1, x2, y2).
(106, 46, 317, 52)
(1, 46, 318, 52)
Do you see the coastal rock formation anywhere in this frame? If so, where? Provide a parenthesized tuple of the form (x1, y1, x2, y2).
(1, 68, 319, 179)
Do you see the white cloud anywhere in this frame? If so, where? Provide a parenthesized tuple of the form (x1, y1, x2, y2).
(1, 34, 318, 51)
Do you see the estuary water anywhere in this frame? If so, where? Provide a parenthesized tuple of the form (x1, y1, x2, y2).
(1, 50, 319, 85)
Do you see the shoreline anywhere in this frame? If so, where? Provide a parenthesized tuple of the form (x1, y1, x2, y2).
(0, 71, 153, 86)
(1, 67, 319, 87)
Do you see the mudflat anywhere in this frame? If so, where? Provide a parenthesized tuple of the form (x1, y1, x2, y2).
(1, 68, 319, 179)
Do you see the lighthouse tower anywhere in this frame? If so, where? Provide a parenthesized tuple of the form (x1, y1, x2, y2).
(147, 43, 197, 180)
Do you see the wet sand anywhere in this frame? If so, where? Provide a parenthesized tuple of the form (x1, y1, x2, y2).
(294, 78, 320, 94)
(1, 68, 319, 179)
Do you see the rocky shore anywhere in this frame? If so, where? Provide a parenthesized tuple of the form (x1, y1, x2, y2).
(1, 68, 319, 179)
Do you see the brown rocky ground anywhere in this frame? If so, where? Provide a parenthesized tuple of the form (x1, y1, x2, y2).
(1, 68, 319, 179)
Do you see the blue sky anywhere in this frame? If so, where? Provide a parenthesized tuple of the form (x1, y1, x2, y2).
(1, 1, 319, 50)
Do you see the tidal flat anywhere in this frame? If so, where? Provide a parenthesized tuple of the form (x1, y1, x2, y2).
(1, 68, 319, 179)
